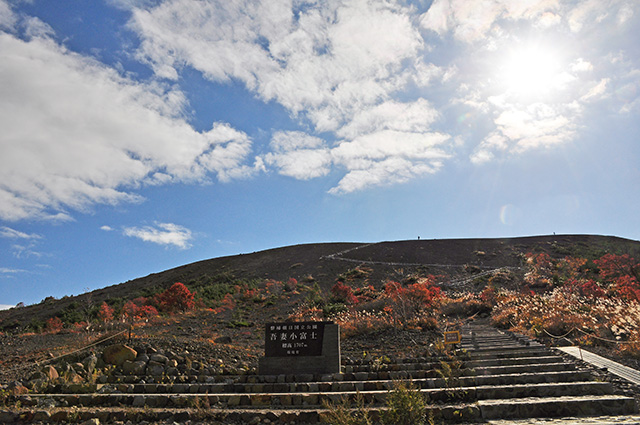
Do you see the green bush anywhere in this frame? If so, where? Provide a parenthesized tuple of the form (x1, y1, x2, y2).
(323, 302, 348, 318)
(381, 382, 428, 425)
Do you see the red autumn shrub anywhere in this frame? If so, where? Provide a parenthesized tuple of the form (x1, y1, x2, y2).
(331, 281, 358, 305)
(97, 302, 114, 323)
(136, 305, 159, 319)
(407, 279, 441, 306)
(613, 275, 640, 302)
(123, 300, 159, 322)
(213, 293, 236, 314)
(285, 278, 298, 292)
(72, 321, 89, 333)
(565, 278, 606, 298)
(384, 277, 442, 324)
(155, 282, 196, 313)
(594, 254, 640, 282)
(46, 316, 63, 334)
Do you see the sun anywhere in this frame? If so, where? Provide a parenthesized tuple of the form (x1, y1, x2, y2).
(499, 43, 566, 99)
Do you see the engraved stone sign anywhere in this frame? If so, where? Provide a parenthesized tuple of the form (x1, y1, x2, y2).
(265, 321, 325, 357)
(259, 321, 340, 375)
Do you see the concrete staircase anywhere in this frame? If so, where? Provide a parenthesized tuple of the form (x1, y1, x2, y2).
(2, 325, 639, 424)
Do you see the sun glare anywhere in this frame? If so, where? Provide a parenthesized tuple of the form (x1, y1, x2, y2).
(499, 43, 565, 99)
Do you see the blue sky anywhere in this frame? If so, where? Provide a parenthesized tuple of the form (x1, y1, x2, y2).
(1, 0, 639, 308)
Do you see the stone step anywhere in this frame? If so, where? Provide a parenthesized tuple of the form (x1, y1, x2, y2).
(50, 364, 591, 394)
(475, 382, 615, 400)
(12, 394, 634, 424)
(30, 381, 615, 409)
(474, 362, 576, 376)
(43, 368, 598, 402)
(485, 415, 640, 424)
(467, 356, 567, 367)
(468, 347, 552, 360)
(478, 395, 638, 420)
(0, 406, 327, 424)
(344, 356, 568, 372)
(472, 370, 594, 387)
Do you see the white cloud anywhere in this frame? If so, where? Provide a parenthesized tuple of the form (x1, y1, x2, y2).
(0, 267, 27, 275)
(471, 103, 576, 160)
(0, 226, 41, 240)
(126, 0, 458, 193)
(5, 0, 636, 201)
(123, 222, 193, 249)
(101, 225, 114, 232)
(329, 156, 443, 195)
(336, 99, 440, 140)
(330, 130, 450, 194)
(127, 0, 427, 130)
(0, 31, 254, 221)
(571, 58, 593, 73)
(420, 0, 562, 43)
(581, 78, 609, 101)
(0, 0, 16, 31)
(0, 227, 44, 259)
(264, 131, 332, 180)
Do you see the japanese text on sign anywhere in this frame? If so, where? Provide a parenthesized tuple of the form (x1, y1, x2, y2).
(264, 322, 328, 357)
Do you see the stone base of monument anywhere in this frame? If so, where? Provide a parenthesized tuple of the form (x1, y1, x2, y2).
(258, 323, 340, 375)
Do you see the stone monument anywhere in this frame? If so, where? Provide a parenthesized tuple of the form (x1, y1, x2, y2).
(258, 321, 340, 375)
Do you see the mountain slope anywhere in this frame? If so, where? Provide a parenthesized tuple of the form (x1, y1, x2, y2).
(1, 234, 639, 330)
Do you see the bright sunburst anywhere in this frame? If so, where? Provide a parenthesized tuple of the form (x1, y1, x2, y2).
(499, 43, 566, 99)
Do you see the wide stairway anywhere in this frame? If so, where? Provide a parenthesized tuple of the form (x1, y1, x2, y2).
(2, 326, 639, 424)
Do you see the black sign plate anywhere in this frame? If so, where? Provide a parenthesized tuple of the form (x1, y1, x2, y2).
(265, 321, 328, 357)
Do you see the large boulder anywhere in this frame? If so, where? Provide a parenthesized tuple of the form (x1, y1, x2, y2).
(103, 344, 137, 366)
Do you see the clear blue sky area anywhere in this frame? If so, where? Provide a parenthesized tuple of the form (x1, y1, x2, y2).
(1, 0, 639, 307)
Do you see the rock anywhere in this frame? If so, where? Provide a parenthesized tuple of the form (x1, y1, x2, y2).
(122, 360, 147, 375)
(147, 360, 166, 376)
(72, 362, 86, 374)
(18, 395, 36, 406)
(149, 353, 169, 364)
(82, 354, 98, 374)
(50, 410, 69, 421)
(7, 381, 28, 395)
(32, 410, 52, 421)
(0, 412, 18, 423)
(80, 419, 100, 425)
(28, 371, 44, 381)
(68, 372, 85, 384)
(214, 336, 233, 344)
(132, 395, 146, 407)
(43, 365, 59, 381)
(103, 344, 137, 366)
